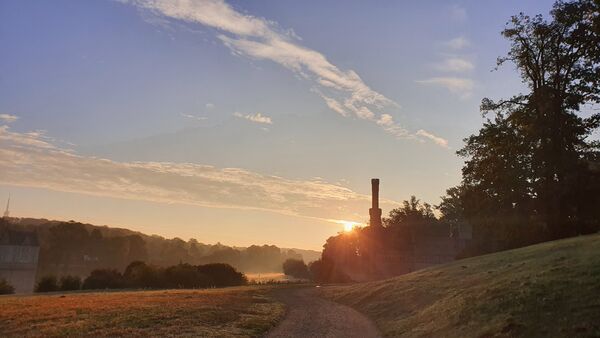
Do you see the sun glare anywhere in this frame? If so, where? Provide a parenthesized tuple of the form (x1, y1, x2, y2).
(340, 220, 361, 232)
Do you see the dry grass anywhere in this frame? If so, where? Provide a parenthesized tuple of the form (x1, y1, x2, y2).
(0, 285, 284, 337)
(323, 233, 600, 337)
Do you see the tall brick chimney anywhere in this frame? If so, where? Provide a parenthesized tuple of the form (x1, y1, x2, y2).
(369, 178, 382, 228)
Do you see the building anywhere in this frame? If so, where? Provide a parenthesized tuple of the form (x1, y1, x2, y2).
(0, 226, 40, 293)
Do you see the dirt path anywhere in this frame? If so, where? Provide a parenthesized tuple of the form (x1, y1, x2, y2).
(266, 287, 381, 338)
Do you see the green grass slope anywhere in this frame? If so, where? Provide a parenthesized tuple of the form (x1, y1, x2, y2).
(323, 234, 600, 337)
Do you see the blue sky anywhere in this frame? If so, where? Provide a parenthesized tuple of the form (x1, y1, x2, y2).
(0, 0, 556, 249)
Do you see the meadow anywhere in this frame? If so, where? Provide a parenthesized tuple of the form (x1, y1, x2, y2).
(0, 286, 284, 337)
(323, 233, 600, 337)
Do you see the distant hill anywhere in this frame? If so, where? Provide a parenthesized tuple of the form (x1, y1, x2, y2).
(3, 217, 321, 277)
(324, 233, 600, 337)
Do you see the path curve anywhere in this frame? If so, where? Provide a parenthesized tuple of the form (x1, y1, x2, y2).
(266, 287, 381, 338)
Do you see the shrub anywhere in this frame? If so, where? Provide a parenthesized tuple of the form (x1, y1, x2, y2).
(82, 269, 124, 290)
(163, 263, 206, 289)
(124, 261, 163, 288)
(35, 275, 59, 293)
(282, 258, 310, 279)
(197, 263, 247, 287)
(0, 278, 15, 294)
(59, 275, 82, 291)
(79, 262, 246, 291)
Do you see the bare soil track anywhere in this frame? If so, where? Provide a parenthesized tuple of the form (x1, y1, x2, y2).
(266, 287, 381, 338)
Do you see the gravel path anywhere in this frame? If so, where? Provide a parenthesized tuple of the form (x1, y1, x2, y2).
(266, 287, 381, 338)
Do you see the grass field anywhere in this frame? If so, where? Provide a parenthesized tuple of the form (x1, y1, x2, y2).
(0, 286, 284, 337)
(323, 233, 600, 337)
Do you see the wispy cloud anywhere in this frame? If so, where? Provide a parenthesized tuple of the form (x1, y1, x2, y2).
(444, 36, 470, 50)
(181, 113, 208, 120)
(421, 34, 474, 99)
(0, 126, 400, 222)
(233, 112, 273, 125)
(0, 114, 19, 124)
(416, 77, 474, 99)
(122, 0, 447, 148)
(416, 129, 449, 148)
(434, 57, 474, 73)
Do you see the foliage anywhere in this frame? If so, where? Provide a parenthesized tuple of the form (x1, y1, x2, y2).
(123, 261, 162, 288)
(197, 263, 248, 287)
(282, 259, 310, 279)
(82, 269, 125, 290)
(0, 278, 15, 295)
(6, 219, 315, 279)
(35, 275, 59, 293)
(82, 262, 246, 290)
(314, 195, 450, 283)
(442, 0, 600, 255)
(383, 196, 436, 228)
(59, 275, 82, 291)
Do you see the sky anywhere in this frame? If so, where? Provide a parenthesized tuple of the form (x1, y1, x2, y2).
(0, 0, 556, 250)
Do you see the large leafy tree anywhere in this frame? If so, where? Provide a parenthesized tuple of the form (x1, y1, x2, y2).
(452, 0, 600, 251)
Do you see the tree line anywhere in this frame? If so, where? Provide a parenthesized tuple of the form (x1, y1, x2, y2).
(33, 261, 246, 293)
(1, 218, 312, 279)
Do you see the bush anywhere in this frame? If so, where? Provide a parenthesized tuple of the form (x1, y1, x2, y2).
(79, 262, 246, 291)
(282, 258, 310, 279)
(59, 275, 82, 291)
(124, 261, 163, 288)
(82, 269, 124, 290)
(0, 278, 15, 294)
(197, 263, 247, 287)
(164, 263, 207, 289)
(35, 275, 59, 293)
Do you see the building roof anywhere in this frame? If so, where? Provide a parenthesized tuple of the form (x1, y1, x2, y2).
(0, 227, 39, 247)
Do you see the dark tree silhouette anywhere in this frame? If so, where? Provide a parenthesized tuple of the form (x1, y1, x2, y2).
(35, 275, 59, 293)
(82, 269, 125, 290)
(59, 275, 82, 291)
(444, 0, 600, 253)
(282, 258, 310, 279)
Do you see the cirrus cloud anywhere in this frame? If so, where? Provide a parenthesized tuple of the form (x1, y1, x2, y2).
(0, 125, 399, 222)
(416, 77, 474, 99)
(0, 114, 19, 124)
(121, 0, 447, 148)
(233, 112, 273, 125)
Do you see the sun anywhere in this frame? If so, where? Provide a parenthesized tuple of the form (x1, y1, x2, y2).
(339, 220, 361, 232)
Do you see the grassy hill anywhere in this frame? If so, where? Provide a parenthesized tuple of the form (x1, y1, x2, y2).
(323, 233, 600, 337)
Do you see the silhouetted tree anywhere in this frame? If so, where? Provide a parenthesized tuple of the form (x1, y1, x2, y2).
(197, 263, 247, 287)
(82, 269, 125, 290)
(448, 0, 600, 253)
(35, 275, 59, 293)
(282, 259, 310, 279)
(123, 261, 162, 288)
(384, 196, 436, 228)
(59, 275, 82, 291)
